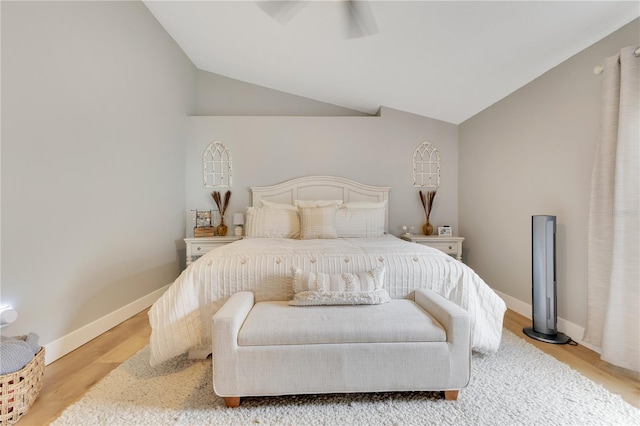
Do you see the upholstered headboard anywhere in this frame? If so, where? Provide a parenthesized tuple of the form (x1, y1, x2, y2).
(250, 176, 390, 233)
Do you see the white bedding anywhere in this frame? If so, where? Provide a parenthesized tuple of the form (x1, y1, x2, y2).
(148, 234, 506, 366)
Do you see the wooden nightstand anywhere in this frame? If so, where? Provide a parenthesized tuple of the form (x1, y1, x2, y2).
(184, 236, 242, 266)
(400, 235, 465, 261)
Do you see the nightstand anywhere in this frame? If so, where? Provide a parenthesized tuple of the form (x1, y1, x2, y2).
(400, 235, 465, 261)
(184, 236, 242, 266)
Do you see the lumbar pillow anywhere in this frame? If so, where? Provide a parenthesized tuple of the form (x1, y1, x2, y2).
(289, 266, 390, 306)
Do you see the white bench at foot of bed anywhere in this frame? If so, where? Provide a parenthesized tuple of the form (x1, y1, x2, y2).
(212, 289, 471, 407)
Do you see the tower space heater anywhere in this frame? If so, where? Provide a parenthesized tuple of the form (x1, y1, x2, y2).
(523, 215, 570, 344)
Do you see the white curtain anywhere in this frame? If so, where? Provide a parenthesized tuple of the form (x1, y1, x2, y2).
(585, 45, 639, 373)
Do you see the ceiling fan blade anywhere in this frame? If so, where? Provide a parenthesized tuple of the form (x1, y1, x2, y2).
(257, 1, 311, 25)
(345, 0, 379, 38)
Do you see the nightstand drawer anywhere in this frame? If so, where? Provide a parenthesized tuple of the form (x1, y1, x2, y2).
(184, 236, 242, 266)
(400, 235, 465, 262)
(424, 242, 458, 254)
(192, 243, 217, 253)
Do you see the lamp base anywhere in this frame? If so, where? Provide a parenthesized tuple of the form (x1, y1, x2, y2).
(523, 327, 571, 344)
(234, 225, 243, 236)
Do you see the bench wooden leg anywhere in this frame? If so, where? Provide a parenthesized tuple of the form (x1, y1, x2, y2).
(224, 397, 241, 408)
(444, 390, 459, 400)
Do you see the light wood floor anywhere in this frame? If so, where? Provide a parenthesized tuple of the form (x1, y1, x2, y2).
(19, 308, 640, 425)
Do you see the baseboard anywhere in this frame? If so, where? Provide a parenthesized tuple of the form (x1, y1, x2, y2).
(43, 284, 170, 365)
(43, 285, 602, 365)
(495, 290, 601, 353)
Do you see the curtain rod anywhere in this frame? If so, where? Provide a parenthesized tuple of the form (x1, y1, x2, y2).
(593, 47, 640, 75)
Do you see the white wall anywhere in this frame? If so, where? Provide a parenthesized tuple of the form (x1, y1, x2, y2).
(0, 1, 456, 364)
(197, 70, 369, 117)
(459, 19, 639, 332)
(185, 106, 459, 238)
(1, 1, 196, 360)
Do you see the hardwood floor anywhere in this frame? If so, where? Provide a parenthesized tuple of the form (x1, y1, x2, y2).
(504, 310, 640, 409)
(19, 308, 640, 425)
(19, 309, 152, 426)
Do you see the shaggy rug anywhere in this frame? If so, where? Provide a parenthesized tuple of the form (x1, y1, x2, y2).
(52, 330, 639, 425)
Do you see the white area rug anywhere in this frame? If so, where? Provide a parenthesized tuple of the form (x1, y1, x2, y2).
(52, 330, 639, 425)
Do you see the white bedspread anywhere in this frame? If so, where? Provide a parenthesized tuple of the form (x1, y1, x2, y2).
(148, 235, 506, 366)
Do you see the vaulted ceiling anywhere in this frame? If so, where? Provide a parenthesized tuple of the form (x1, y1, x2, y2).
(143, 1, 639, 124)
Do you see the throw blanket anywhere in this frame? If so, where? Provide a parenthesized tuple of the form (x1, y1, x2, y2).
(149, 235, 506, 366)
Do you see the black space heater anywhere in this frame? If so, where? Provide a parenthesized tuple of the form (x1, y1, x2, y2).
(523, 215, 571, 344)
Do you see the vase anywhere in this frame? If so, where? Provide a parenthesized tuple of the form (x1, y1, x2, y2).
(217, 216, 228, 236)
(423, 220, 433, 236)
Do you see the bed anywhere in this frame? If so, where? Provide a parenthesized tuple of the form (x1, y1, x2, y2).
(148, 176, 506, 367)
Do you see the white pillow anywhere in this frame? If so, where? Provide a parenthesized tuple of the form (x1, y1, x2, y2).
(295, 200, 343, 208)
(289, 266, 390, 306)
(341, 201, 387, 209)
(335, 205, 385, 238)
(298, 205, 338, 239)
(244, 206, 300, 238)
(260, 200, 297, 210)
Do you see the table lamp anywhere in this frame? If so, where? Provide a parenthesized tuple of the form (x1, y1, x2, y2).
(233, 213, 245, 236)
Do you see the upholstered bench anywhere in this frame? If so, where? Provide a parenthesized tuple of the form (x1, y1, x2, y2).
(212, 288, 471, 407)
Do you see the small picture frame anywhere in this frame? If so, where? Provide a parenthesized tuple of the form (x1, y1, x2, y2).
(438, 226, 452, 236)
(195, 210, 213, 228)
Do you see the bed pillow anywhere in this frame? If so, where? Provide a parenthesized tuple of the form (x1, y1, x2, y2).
(341, 201, 387, 209)
(289, 266, 390, 306)
(244, 206, 300, 238)
(298, 205, 338, 239)
(295, 200, 343, 208)
(260, 200, 298, 210)
(335, 204, 385, 238)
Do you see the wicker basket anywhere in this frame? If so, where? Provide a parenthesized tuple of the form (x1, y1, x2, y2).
(0, 348, 45, 425)
(194, 226, 215, 237)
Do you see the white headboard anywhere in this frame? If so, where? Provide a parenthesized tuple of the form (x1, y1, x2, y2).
(251, 176, 390, 232)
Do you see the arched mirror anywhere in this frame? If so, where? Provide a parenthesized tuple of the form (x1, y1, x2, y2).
(203, 141, 232, 187)
(412, 141, 440, 188)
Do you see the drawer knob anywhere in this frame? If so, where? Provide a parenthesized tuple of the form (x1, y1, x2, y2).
(448, 246, 453, 250)
(197, 247, 202, 251)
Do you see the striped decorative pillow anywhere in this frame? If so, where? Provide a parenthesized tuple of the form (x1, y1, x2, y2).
(334, 204, 385, 238)
(244, 207, 300, 238)
(289, 266, 390, 306)
(298, 205, 338, 239)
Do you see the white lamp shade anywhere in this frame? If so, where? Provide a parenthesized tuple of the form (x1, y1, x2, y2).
(233, 213, 245, 226)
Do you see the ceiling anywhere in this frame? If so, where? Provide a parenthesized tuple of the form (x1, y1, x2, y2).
(143, 1, 639, 124)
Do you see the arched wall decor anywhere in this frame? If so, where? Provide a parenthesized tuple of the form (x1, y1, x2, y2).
(203, 141, 232, 187)
(412, 141, 440, 188)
